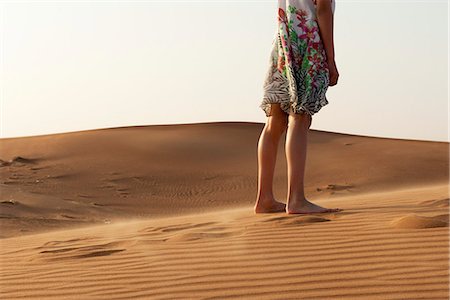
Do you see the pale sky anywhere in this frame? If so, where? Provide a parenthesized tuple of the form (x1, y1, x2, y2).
(0, 0, 448, 142)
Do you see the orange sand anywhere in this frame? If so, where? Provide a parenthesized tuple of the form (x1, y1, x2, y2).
(0, 122, 448, 299)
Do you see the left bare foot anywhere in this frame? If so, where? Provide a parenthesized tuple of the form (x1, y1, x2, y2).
(254, 199, 286, 213)
(286, 197, 342, 214)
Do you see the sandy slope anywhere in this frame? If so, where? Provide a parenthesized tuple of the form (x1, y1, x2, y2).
(0, 183, 448, 299)
(0, 122, 449, 299)
(0, 122, 448, 237)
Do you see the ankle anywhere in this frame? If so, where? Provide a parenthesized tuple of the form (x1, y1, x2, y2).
(287, 196, 308, 205)
(256, 194, 274, 202)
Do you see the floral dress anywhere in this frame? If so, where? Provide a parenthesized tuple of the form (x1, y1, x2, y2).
(260, 0, 336, 117)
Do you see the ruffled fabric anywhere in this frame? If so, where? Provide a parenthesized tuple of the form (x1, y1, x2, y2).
(260, 0, 335, 117)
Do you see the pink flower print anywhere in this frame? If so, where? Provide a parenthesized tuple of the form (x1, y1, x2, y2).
(308, 52, 322, 68)
(296, 9, 308, 27)
(297, 9, 308, 19)
(310, 41, 321, 52)
(280, 33, 289, 51)
(278, 8, 287, 24)
(300, 25, 318, 41)
(297, 19, 308, 29)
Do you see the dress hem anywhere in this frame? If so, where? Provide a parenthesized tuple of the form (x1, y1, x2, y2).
(259, 96, 329, 118)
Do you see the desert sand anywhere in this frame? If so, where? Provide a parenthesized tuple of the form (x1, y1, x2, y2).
(0, 122, 448, 299)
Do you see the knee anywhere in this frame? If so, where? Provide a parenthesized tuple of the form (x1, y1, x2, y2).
(267, 116, 288, 134)
(264, 104, 288, 134)
(288, 112, 312, 129)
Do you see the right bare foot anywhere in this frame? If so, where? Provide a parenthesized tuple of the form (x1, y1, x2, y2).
(287, 198, 342, 214)
(254, 199, 286, 213)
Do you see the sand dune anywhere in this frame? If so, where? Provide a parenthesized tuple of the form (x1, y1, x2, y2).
(0, 122, 448, 237)
(0, 122, 449, 299)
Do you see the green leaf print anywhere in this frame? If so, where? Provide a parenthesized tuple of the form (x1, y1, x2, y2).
(288, 5, 296, 14)
(290, 28, 298, 44)
(301, 55, 310, 69)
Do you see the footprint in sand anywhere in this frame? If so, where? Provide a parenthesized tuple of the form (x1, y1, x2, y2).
(1, 200, 18, 205)
(419, 198, 449, 208)
(40, 247, 125, 259)
(167, 224, 244, 242)
(0, 156, 39, 167)
(38, 238, 95, 248)
(37, 240, 131, 261)
(316, 183, 354, 193)
(390, 213, 449, 229)
(45, 173, 77, 180)
(139, 221, 219, 234)
(139, 222, 242, 242)
(91, 202, 107, 207)
(77, 194, 93, 199)
(168, 231, 239, 242)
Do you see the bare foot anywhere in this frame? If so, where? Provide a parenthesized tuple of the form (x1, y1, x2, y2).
(254, 199, 286, 213)
(287, 198, 342, 214)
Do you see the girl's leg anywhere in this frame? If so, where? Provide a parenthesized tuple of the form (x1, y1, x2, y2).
(285, 111, 342, 214)
(254, 104, 288, 213)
